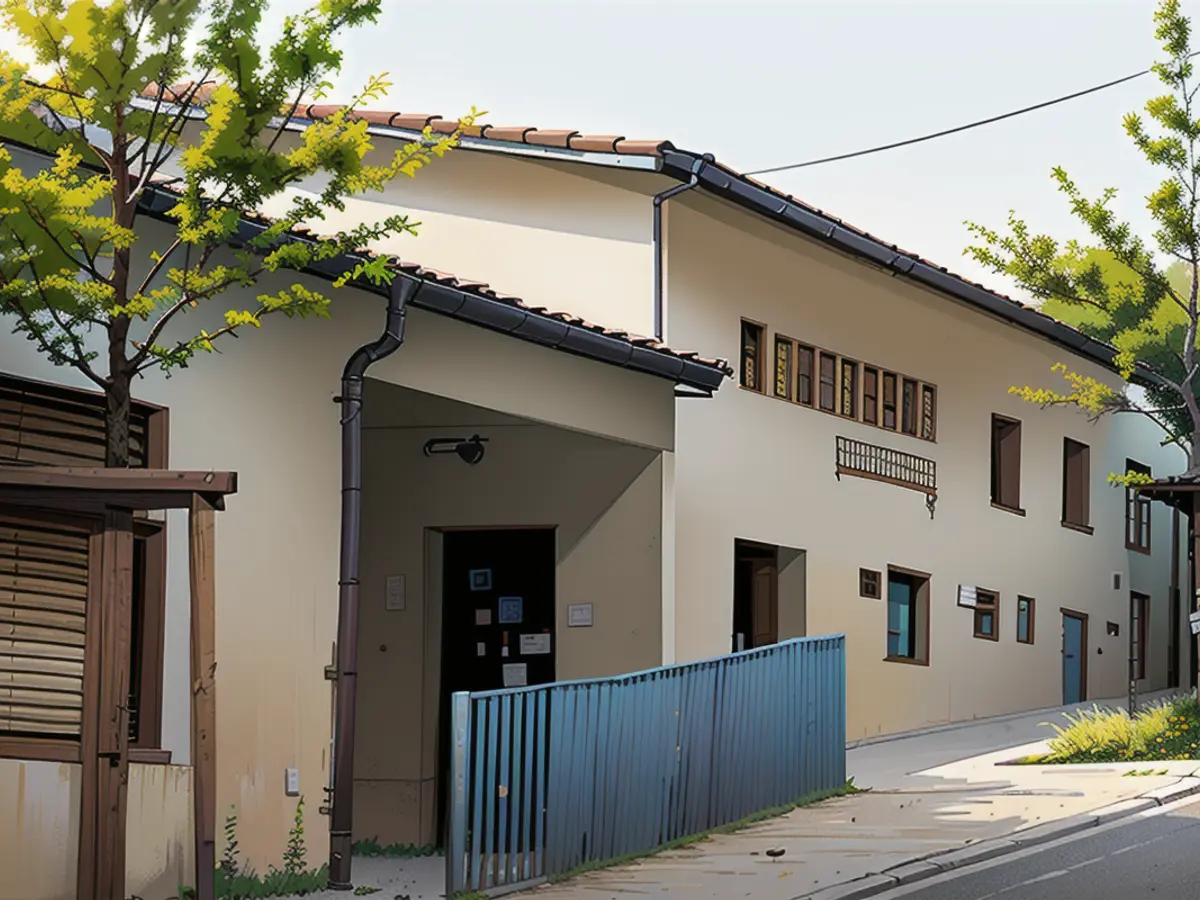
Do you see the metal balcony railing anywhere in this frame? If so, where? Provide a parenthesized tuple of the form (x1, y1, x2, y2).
(835, 435, 937, 516)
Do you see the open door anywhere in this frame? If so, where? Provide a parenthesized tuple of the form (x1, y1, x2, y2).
(733, 540, 778, 651)
(1062, 609, 1088, 705)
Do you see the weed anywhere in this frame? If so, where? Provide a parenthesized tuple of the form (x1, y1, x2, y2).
(352, 839, 440, 859)
(1043, 693, 1200, 764)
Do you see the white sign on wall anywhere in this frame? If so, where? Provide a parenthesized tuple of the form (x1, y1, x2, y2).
(1189, 610, 1200, 636)
(957, 585, 978, 609)
(567, 603, 594, 628)
(385, 574, 406, 611)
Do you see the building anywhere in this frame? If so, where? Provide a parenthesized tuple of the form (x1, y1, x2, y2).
(0, 100, 1189, 896)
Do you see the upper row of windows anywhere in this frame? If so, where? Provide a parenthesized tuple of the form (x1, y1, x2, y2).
(739, 320, 938, 442)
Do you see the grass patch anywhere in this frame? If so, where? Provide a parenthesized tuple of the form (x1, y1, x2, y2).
(351, 838, 440, 859)
(1039, 693, 1200, 763)
(543, 778, 863, 885)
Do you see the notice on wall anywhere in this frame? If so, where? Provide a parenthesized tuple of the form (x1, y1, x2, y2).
(502, 663, 528, 687)
(498, 597, 523, 624)
(385, 574, 406, 611)
(520, 633, 552, 655)
(567, 603, 594, 628)
(476, 642, 487, 657)
(1190, 610, 1200, 636)
(475, 608, 492, 626)
(957, 585, 977, 609)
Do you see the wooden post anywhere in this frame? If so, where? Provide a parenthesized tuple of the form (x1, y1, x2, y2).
(77, 509, 135, 900)
(189, 496, 218, 900)
(1193, 494, 1200, 695)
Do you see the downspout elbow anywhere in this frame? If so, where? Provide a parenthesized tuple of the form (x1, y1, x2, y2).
(653, 154, 712, 341)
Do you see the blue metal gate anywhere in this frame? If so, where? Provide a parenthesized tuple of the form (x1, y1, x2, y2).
(446, 635, 846, 894)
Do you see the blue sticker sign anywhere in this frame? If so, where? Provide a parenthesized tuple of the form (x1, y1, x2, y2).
(498, 596, 523, 624)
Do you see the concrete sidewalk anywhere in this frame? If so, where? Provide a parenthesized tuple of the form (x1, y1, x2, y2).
(518, 689, 1197, 900)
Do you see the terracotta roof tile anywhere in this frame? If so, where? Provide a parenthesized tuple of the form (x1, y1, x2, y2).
(480, 124, 536, 142)
(524, 129, 579, 149)
(568, 134, 624, 153)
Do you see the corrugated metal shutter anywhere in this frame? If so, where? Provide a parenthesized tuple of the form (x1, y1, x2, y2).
(0, 514, 90, 739)
(0, 375, 148, 467)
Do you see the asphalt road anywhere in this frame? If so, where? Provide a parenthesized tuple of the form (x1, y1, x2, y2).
(879, 798, 1200, 900)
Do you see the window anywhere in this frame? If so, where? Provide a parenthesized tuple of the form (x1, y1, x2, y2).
(1132, 591, 1149, 680)
(882, 373, 898, 430)
(1126, 459, 1152, 553)
(1016, 596, 1035, 644)
(796, 345, 814, 406)
(990, 415, 1022, 511)
(921, 385, 937, 441)
(774, 337, 792, 399)
(886, 567, 930, 664)
(0, 373, 168, 761)
(1062, 439, 1091, 531)
(973, 589, 999, 641)
(740, 320, 764, 392)
(859, 568, 881, 599)
(818, 352, 837, 412)
(863, 367, 879, 425)
(901, 378, 918, 435)
(840, 359, 859, 418)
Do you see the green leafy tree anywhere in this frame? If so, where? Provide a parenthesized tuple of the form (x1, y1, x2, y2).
(0, 0, 475, 467)
(965, 0, 1200, 480)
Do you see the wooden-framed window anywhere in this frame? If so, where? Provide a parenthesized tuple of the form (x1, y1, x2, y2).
(1016, 596, 1035, 644)
(882, 373, 898, 430)
(1131, 591, 1149, 680)
(0, 372, 169, 761)
(885, 566, 930, 664)
(859, 567, 881, 600)
(1061, 438, 1092, 532)
(973, 589, 999, 640)
(840, 359, 859, 419)
(901, 378, 918, 436)
(773, 336, 792, 400)
(863, 367, 879, 425)
(990, 415, 1022, 513)
(740, 320, 765, 392)
(1126, 459, 1152, 553)
(818, 352, 837, 412)
(921, 385, 937, 441)
(795, 345, 814, 406)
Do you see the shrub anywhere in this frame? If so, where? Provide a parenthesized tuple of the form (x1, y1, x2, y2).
(1043, 693, 1200, 763)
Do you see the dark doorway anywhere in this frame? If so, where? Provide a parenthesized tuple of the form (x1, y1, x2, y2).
(1062, 610, 1088, 705)
(436, 527, 557, 843)
(732, 539, 778, 652)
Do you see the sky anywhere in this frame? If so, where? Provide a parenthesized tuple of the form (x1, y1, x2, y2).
(0, 0, 1191, 297)
(252, 0, 1187, 297)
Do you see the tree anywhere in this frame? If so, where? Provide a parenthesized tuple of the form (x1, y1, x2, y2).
(0, 0, 474, 467)
(964, 0, 1200, 480)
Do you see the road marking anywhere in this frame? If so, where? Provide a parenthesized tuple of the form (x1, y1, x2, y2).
(870, 792, 1200, 898)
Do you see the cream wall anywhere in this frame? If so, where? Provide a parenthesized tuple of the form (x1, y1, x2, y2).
(664, 193, 1188, 738)
(354, 382, 666, 846)
(0, 203, 679, 884)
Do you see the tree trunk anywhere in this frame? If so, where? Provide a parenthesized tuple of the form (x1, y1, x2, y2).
(105, 323, 132, 469)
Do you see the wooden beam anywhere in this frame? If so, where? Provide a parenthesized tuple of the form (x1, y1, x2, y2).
(0, 488, 229, 511)
(0, 466, 237, 495)
(189, 495, 218, 900)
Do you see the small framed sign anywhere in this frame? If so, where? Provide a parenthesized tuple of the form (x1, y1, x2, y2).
(498, 596, 524, 624)
(567, 603, 594, 628)
(957, 585, 978, 609)
(469, 569, 492, 592)
(520, 633, 552, 655)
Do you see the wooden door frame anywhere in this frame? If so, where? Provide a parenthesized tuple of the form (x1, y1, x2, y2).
(1060, 607, 1090, 702)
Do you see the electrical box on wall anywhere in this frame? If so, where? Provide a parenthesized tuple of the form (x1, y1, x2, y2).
(1112, 572, 1123, 591)
(285, 768, 300, 797)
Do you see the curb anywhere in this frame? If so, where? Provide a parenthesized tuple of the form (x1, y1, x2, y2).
(794, 777, 1200, 900)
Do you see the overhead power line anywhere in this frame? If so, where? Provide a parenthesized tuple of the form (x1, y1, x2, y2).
(744, 55, 1199, 176)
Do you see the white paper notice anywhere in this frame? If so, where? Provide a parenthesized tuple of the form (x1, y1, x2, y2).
(475, 608, 492, 626)
(501, 646, 509, 658)
(567, 603, 594, 628)
(502, 663, 528, 687)
(385, 574, 406, 611)
(476, 642, 487, 657)
(520, 633, 552, 655)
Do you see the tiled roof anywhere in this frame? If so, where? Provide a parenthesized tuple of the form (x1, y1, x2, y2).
(148, 81, 674, 156)
(145, 81, 1123, 373)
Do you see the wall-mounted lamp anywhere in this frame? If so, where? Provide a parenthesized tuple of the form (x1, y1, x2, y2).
(423, 434, 488, 465)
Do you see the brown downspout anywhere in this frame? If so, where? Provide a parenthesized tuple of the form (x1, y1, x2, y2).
(328, 276, 420, 889)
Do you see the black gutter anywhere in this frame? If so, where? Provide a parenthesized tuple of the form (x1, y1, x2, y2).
(657, 149, 1129, 376)
(326, 275, 418, 889)
(652, 154, 711, 340)
(133, 183, 728, 392)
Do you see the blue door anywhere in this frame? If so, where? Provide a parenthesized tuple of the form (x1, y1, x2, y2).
(1062, 613, 1086, 704)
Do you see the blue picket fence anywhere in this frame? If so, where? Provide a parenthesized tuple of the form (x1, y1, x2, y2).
(445, 634, 846, 894)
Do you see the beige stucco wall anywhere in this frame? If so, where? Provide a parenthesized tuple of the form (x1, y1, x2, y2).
(0, 760, 191, 900)
(353, 382, 666, 846)
(664, 193, 1188, 738)
(0, 202, 678, 883)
